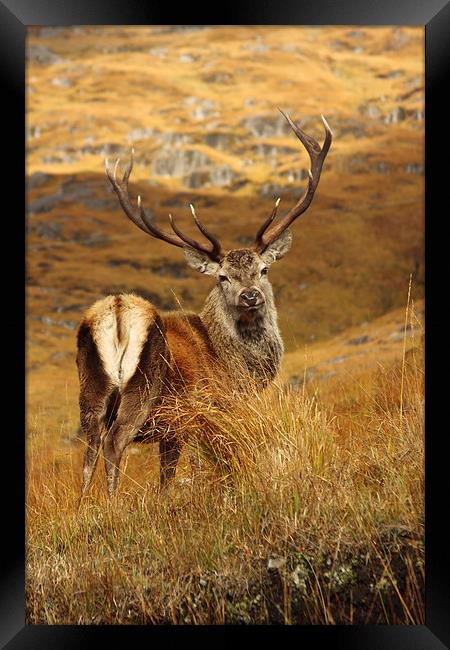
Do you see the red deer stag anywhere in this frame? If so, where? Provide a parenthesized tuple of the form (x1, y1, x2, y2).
(76, 110, 332, 498)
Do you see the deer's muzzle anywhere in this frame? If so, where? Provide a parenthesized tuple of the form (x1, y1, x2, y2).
(239, 289, 264, 309)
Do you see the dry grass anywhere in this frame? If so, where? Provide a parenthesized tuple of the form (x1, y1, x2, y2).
(26, 303, 424, 624)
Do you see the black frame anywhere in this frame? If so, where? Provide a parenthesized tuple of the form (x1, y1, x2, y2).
(2, 0, 448, 647)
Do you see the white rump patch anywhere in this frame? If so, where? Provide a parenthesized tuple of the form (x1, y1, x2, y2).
(90, 295, 153, 388)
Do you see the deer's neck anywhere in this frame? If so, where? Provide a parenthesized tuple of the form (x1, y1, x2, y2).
(199, 286, 284, 384)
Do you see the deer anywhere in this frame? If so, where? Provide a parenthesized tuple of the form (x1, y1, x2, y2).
(76, 110, 332, 499)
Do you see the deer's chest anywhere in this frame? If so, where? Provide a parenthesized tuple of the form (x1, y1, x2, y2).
(225, 329, 284, 382)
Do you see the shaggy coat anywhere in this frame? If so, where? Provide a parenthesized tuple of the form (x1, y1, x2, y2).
(76, 248, 285, 497)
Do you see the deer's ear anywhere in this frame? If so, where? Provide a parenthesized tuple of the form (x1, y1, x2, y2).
(184, 248, 220, 276)
(261, 229, 292, 265)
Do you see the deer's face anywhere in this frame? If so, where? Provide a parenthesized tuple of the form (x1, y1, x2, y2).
(184, 230, 292, 321)
(218, 249, 272, 315)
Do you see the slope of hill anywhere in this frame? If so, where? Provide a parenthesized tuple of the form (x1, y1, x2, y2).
(26, 27, 425, 625)
(26, 299, 424, 624)
(27, 25, 423, 351)
(26, 25, 424, 439)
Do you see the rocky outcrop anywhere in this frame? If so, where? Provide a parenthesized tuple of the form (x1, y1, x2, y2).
(358, 102, 382, 120)
(27, 172, 51, 190)
(202, 72, 233, 84)
(152, 149, 210, 177)
(359, 102, 423, 125)
(404, 163, 423, 174)
(27, 45, 61, 64)
(348, 335, 370, 346)
(241, 114, 294, 138)
(203, 133, 235, 150)
(150, 147, 239, 189)
(127, 127, 160, 142)
(260, 183, 285, 198)
(279, 169, 310, 183)
(51, 77, 73, 88)
(252, 144, 298, 158)
(384, 107, 407, 124)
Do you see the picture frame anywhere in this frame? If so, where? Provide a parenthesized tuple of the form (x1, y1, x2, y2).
(2, 0, 447, 646)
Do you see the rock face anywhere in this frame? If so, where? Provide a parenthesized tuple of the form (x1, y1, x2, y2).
(331, 118, 369, 139)
(260, 183, 284, 198)
(28, 172, 51, 190)
(385, 107, 407, 124)
(151, 148, 238, 189)
(359, 103, 423, 126)
(203, 133, 235, 150)
(151, 149, 210, 177)
(359, 102, 382, 120)
(28, 194, 63, 214)
(348, 335, 370, 346)
(404, 163, 423, 174)
(241, 114, 294, 138)
(127, 127, 160, 142)
(27, 45, 61, 64)
(186, 98, 218, 121)
(280, 169, 309, 183)
(208, 166, 236, 187)
(51, 77, 73, 88)
(252, 144, 298, 158)
(27, 26, 424, 215)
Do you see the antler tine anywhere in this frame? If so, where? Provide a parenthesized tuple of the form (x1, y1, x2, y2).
(189, 204, 224, 261)
(255, 111, 332, 252)
(122, 147, 134, 183)
(255, 198, 280, 251)
(106, 150, 225, 259)
(136, 197, 184, 249)
(168, 212, 222, 261)
(105, 153, 159, 238)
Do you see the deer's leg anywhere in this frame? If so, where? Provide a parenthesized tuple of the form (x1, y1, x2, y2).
(77, 321, 115, 501)
(159, 437, 183, 492)
(103, 430, 121, 498)
(80, 411, 103, 498)
(79, 388, 118, 499)
(103, 315, 167, 497)
(103, 389, 154, 497)
(80, 380, 120, 497)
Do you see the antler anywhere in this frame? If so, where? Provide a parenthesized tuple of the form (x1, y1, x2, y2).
(105, 151, 224, 262)
(255, 110, 332, 253)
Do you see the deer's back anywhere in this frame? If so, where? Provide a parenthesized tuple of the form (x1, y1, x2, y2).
(77, 294, 218, 395)
(161, 311, 218, 390)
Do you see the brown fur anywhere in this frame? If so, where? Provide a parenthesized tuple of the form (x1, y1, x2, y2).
(77, 295, 224, 498)
(77, 244, 289, 499)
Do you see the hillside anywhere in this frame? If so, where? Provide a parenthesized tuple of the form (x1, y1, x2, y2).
(26, 24, 424, 443)
(26, 26, 424, 624)
(26, 298, 424, 624)
(27, 26, 423, 348)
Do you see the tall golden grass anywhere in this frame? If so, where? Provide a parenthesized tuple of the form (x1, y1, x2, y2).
(26, 300, 424, 624)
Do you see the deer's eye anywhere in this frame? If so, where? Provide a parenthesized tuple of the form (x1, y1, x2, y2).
(219, 275, 230, 283)
(260, 267, 268, 277)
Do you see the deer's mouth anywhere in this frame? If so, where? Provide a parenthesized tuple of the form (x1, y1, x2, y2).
(237, 301, 265, 316)
(238, 300, 265, 310)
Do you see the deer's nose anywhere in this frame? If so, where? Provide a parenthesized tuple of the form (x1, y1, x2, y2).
(240, 289, 260, 306)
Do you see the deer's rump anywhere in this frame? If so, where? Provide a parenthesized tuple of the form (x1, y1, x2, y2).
(77, 293, 221, 448)
(78, 293, 167, 391)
